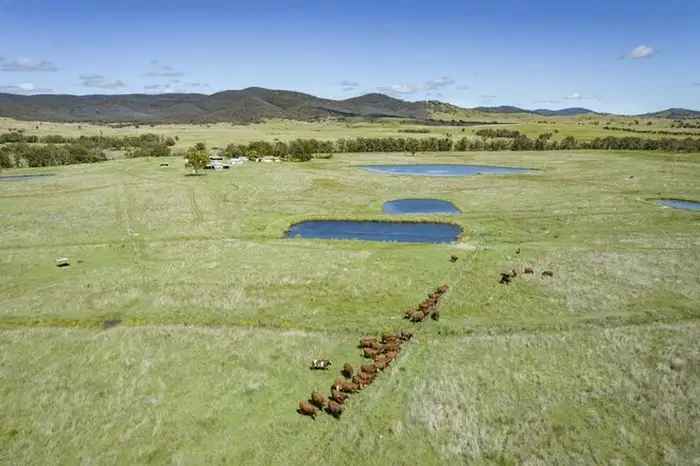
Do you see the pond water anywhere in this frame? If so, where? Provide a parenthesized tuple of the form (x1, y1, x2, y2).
(383, 198, 460, 215)
(361, 164, 529, 176)
(286, 220, 462, 243)
(657, 199, 700, 211)
(0, 174, 54, 182)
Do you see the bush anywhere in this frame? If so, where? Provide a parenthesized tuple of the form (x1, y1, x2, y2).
(127, 143, 172, 158)
(184, 143, 209, 173)
(0, 149, 12, 168)
(475, 128, 522, 138)
(0, 142, 107, 168)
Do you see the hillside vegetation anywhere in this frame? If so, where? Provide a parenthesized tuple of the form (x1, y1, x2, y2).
(1, 87, 698, 124)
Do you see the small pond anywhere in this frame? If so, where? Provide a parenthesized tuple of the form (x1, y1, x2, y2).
(383, 198, 460, 215)
(0, 174, 54, 182)
(286, 220, 462, 243)
(657, 199, 700, 211)
(361, 164, 529, 176)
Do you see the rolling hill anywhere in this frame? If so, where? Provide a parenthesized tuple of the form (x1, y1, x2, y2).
(474, 106, 598, 116)
(639, 108, 700, 119)
(0, 88, 430, 123)
(0, 87, 697, 123)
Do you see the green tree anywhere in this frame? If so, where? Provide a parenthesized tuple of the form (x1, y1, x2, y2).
(0, 148, 12, 169)
(184, 143, 209, 174)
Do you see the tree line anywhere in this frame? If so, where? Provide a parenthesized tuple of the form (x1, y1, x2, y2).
(474, 128, 524, 138)
(0, 131, 177, 148)
(4, 131, 700, 171)
(602, 126, 700, 137)
(671, 120, 700, 129)
(221, 134, 700, 157)
(0, 133, 175, 168)
(221, 139, 336, 161)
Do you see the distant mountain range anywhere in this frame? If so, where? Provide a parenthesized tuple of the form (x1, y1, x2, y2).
(0, 87, 697, 123)
(472, 105, 599, 116)
(638, 108, 700, 119)
(0, 88, 429, 123)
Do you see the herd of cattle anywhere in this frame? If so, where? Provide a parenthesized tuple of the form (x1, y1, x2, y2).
(297, 285, 449, 420)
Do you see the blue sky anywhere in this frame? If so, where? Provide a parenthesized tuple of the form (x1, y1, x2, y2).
(0, 0, 698, 114)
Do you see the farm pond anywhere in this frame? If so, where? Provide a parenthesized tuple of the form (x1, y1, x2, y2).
(361, 164, 530, 176)
(657, 199, 700, 211)
(286, 220, 462, 243)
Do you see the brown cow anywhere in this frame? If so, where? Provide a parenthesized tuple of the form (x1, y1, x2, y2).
(359, 336, 378, 348)
(360, 364, 377, 374)
(373, 360, 387, 371)
(326, 400, 344, 418)
(331, 389, 348, 404)
(331, 377, 345, 392)
(381, 333, 399, 344)
(298, 400, 317, 419)
(383, 342, 401, 353)
(359, 372, 375, 385)
(310, 391, 327, 409)
(340, 381, 359, 393)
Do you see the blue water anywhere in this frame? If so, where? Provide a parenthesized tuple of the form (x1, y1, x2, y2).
(286, 220, 462, 243)
(361, 164, 529, 176)
(383, 198, 460, 215)
(0, 174, 54, 182)
(657, 199, 700, 211)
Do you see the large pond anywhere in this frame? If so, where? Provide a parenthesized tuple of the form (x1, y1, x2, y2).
(361, 164, 529, 176)
(657, 199, 700, 211)
(383, 198, 460, 215)
(286, 220, 462, 243)
(0, 174, 54, 182)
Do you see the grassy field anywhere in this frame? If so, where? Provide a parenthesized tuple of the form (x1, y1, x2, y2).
(1, 135, 699, 464)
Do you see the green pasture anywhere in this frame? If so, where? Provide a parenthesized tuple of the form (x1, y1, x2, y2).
(1, 146, 699, 465)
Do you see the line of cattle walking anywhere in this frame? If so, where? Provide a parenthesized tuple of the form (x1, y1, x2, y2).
(297, 284, 449, 420)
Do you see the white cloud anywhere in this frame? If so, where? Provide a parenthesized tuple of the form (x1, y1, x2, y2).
(627, 45, 655, 59)
(424, 76, 455, 91)
(144, 81, 209, 93)
(377, 76, 457, 97)
(565, 92, 583, 100)
(0, 82, 53, 94)
(144, 61, 185, 78)
(80, 74, 127, 89)
(0, 57, 58, 72)
(386, 84, 420, 94)
(339, 80, 359, 92)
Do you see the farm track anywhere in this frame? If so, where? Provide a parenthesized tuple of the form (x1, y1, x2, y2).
(188, 188, 204, 224)
(1, 313, 698, 338)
